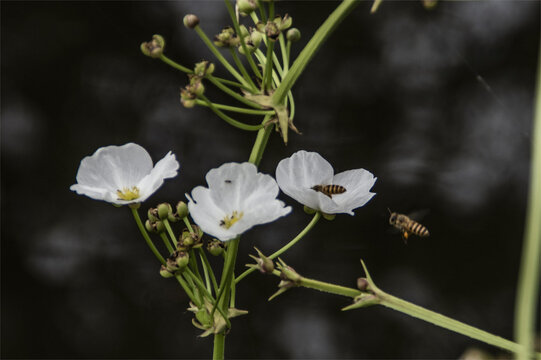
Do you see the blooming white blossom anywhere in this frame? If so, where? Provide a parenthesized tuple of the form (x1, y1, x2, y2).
(186, 162, 291, 241)
(70, 143, 179, 205)
(276, 150, 377, 215)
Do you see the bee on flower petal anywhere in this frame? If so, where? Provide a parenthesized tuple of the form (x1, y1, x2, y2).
(311, 184, 347, 199)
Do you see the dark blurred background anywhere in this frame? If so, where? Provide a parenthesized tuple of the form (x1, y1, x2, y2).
(2, 1, 540, 358)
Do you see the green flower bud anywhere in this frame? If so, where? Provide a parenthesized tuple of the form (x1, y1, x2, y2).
(140, 34, 165, 58)
(175, 251, 190, 268)
(160, 265, 175, 278)
(273, 14, 292, 31)
(248, 247, 274, 274)
(183, 14, 200, 29)
(239, 25, 250, 38)
(255, 21, 266, 33)
(180, 88, 196, 108)
(154, 220, 165, 233)
(176, 201, 189, 219)
(145, 219, 154, 232)
(286, 28, 301, 42)
(303, 205, 316, 215)
(214, 26, 239, 48)
(157, 202, 172, 220)
(250, 30, 263, 47)
(191, 81, 205, 97)
(207, 239, 224, 256)
(322, 213, 336, 221)
(237, 0, 257, 15)
(422, 0, 438, 9)
(181, 98, 196, 108)
(194, 61, 215, 77)
(166, 257, 180, 272)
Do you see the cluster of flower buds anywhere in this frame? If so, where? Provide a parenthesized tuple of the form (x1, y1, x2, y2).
(177, 224, 204, 251)
(237, 25, 263, 55)
(160, 250, 190, 278)
(189, 299, 248, 337)
(214, 26, 239, 48)
(140, 34, 165, 59)
(247, 247, 274, 274)
(255, 14, 293, 42)
(181, 61, 215, 108)
(269, 258, 301, 300)
(146, 201, 189, 232)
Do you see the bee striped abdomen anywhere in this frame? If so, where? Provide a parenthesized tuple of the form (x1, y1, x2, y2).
(410, 221, 430, 237)
(311, 184, 346, 198)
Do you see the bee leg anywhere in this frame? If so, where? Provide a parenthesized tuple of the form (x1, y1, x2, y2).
(402, 231, 409, 244)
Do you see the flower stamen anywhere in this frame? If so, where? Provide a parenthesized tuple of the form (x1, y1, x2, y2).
(219, 211, 244, 229)
(117, 186, 141, 201)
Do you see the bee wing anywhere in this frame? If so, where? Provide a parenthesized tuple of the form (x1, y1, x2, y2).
(407, 209, 430, 222)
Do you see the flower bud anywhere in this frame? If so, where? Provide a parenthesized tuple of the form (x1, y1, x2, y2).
(176, 201, 189, 219)
(273, 14, 292, 31)
(140, 34, 165, 58)
(265, 21, 280, 41)
(175, 251, 190, 268)
(148, 207, 159, 222)
(160, 265, 175, 278)
(194, 61, 215, 77)
(250, 30, 263, 47)
(154, 220, 165, 233)
(181, 230, 194, 247)
(183, 14, 200, 29)
(286, 28, 301, 42)
(157, 202, 172, 220)
(357, 277, 370, 291)
(239, 25, 250, 38)
(248, 247, 274, 274)
(214, 26, 239, 47)
(207, 239, 224, 256)
(422, 0, 438, 9)
(322, 213, 336, 221)
(145, 219, 154, 232)
(237, 0, 257, 15)
(166, 257, 180, 272)
(303, 205, 316, 215)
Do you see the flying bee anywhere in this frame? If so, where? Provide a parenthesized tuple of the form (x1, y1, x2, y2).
(388, 209, 430, 243)
(311, 184, 347, 199)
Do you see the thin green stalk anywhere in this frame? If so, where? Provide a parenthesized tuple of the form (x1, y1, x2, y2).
(279, 33, 289, 74)
(213, 332, 226, 360)
(198, 95, 264, 131)
(514, 43, 541, 360)
(235, 212, 321, 284)
(286, 40, 291, 67)
(175, 273, 199, 306)
(248, 116, 272, 164)
(182, 216, 195, 234)
(223, 0, 263, 79)
(230, 48, 258, 92)
(254, 49, 282, 87)
(194, 25, 252, 89)
(257, 0, 267, 23)
(207, 75, 262, 109)
(163, 218, 178, 247)
(230, 275, 236, 308)
(300, 277, 361, 298)
(253, 119, 273, 166)
(130, 207, 166, 265)
(263, 41, 275, 91)
(272, 0, 360, 104)
(194, 99, 274, 115)
(199, 248, 219, 294)
(188, 249, 204, 282)
(159, 232, 175, 254)
(211, 237, 240, 319)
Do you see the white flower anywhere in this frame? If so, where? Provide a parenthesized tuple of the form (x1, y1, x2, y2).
(70, 143, 179, 205)
(186, 162, 291, 241)
(276, 150, 377, 215)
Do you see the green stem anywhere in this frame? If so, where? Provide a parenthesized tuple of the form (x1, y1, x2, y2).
(199, 248, 219, 294)
(247, 116, 273, 165)
(213, 332, 226, 360)
(263, 41, 275, 91)
(223, 0, 263, 79)
(182, 217, 195, 234)
(300, 276, 361, 298)
(211, 237, 240, 319)
(230, 48, 258, 92)
(514, 42, 541, 360)
(195, 99, 274, 115)
(175, 273, 199, 306)
(235, 212, 321, 284)
(130, 207, 165, 265)
(159, 232, 175, 254)
(159, 54, 192, 73)
(162, 218, 178, 247)
(207, 75, 262, 109)
(272, 0, 359, 104)
(199, 95, 264, 131)
(279, 33, 289, 74)
(194, 25, 252, 89)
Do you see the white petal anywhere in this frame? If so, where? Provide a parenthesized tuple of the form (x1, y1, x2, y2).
(69, 184, 109, 201)
(74, 143, 153, 192)
(137, 151, 180, 202)
(238, 200, 292, 234)
(325, 169, 377, 215)
(276, 151, 335, 211)
(186, 188, 235, 241)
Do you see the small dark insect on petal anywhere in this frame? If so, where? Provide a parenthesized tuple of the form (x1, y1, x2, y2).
(225, 180, 232, 184)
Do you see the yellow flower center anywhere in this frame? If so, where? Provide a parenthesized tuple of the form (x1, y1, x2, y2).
(116, 186, 140, 201)
(219, 211, 244, 229)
